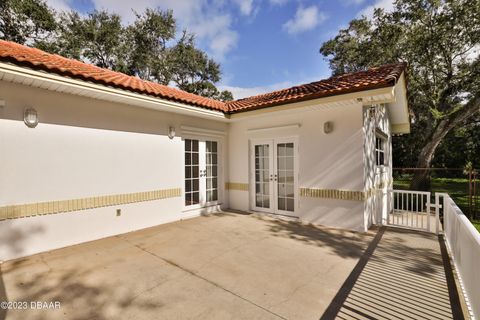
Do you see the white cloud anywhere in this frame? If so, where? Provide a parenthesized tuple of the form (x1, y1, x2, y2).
(78, 0, 239, 60)
(283, 5, 327, 35)
(219, 73, 329, 99)
(465, 44, 480, 62)
(234, 0, 254, 15)
(45, 0, 73, 12)
(210, 29, 239, 58)
(358, 0, 394, 19)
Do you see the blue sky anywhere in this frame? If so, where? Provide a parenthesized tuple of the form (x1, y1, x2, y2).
(46, 0, 393, 98)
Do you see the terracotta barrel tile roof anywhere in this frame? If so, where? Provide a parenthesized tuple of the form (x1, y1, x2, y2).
(0, 40, 406, 114)
(0, 40, 227, 112)
(225, 63, 406, 113)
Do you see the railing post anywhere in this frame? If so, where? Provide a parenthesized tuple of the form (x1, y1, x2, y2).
(443, 194, 448, 235)
(427, 193, 431, 232)
(435, 193, 440, 235)
(387, 189, 391, 226)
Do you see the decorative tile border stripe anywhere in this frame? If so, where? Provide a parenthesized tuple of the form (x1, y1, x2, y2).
(365, 178, 394, 199)
(300, 188, 366, 201)
(225, 182, 249, 191)
(0, 188, 182, 221)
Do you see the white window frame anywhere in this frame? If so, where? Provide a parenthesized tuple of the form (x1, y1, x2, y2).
(375, 134, 386, 169)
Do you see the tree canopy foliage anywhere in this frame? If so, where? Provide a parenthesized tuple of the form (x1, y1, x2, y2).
(0, 0, 57, 44)
(0, 0, 233, 101)
(320, 0, 480, 189)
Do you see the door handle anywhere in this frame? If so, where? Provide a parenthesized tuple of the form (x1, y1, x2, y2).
(274, 174, 277, 182)
(269, 174, 273, 181)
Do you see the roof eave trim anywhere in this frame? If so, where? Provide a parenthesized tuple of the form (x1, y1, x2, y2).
(228, 85, 396, 120)
(0, 61, 228, 121)
(0, 57, 227, 112)
(226, 81, 396, 114)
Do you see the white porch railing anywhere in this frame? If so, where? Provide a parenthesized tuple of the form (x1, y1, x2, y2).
(391, 191, 479, 319)
(441, 193, 480, 320)
(390, 190, 437, 233)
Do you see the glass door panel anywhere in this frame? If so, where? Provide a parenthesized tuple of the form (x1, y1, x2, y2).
(185, 139, 200, 206)
(205, 141, 218, 203)
(185, 139, 220, 207)
(276, 142, 295, 213)
(254, 143, 273, 212)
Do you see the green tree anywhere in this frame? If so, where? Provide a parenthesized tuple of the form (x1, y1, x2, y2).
(0, 0, 57, 45)
(54, 8, 233, 100)
(49, 10, 127, 72)
(168, 32, 233, 99)
(125, 8, 176, 82)
(320, 0, 480, 190)
(1, 2, 233, 100)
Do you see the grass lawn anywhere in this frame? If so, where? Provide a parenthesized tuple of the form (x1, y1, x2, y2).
(394, 177, 480, 232)
(472, 220, 480, 232)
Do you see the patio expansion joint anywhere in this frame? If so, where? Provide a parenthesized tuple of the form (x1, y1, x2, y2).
(116, 234, 288, 320)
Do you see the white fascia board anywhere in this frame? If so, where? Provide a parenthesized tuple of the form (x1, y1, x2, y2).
(0, 62, 229, 122)
(386, 72, 411, 134)
(246, 124, 301, 133)
(180, 125, 227, 137)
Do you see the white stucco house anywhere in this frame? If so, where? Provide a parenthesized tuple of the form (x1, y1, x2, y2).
(0, 40, 410, 261)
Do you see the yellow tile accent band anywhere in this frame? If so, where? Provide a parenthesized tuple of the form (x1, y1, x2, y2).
(0, 188, 182, 221)
(364, 178, 394, 200)
(300, 188, 366, 201)
(225, 182, 249, 191)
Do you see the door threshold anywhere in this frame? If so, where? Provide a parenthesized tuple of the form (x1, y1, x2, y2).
(258, 212, 299, 221)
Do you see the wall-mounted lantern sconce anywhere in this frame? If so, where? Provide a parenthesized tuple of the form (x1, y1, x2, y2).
(168, 126, 176, 139)
(24, 108, 39, 128)
(324, 121, 333, 134)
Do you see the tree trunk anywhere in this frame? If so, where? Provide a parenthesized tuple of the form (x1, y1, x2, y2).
(410, 135, 442, 191)
(410, 95, 480, 191)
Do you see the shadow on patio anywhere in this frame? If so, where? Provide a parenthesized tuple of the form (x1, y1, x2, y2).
(253, 215, 375, 259)
(0, 213, 465, 320)
(0, 265, 6, 320)
(1, 254, 163, 320)
(320, 227, 462, 320)
(249, 215, 463, 319)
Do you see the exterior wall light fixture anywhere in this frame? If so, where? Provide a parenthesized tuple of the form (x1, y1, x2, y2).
(24, 108, 39, 128)
(168, 126, 176, 139)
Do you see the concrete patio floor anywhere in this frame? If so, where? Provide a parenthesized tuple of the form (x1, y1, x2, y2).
(0, 212, 462, 320)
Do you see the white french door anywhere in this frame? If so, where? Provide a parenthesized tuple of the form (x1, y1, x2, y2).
(185, 139, 219, 208)
(251, 138, 297, 215)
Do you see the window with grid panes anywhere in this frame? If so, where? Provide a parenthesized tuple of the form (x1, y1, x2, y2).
(205, 141, 218, 202)
(185, 139, 199, 205)
(277, 143, 294, 212)
(375, 136, 385, 166)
